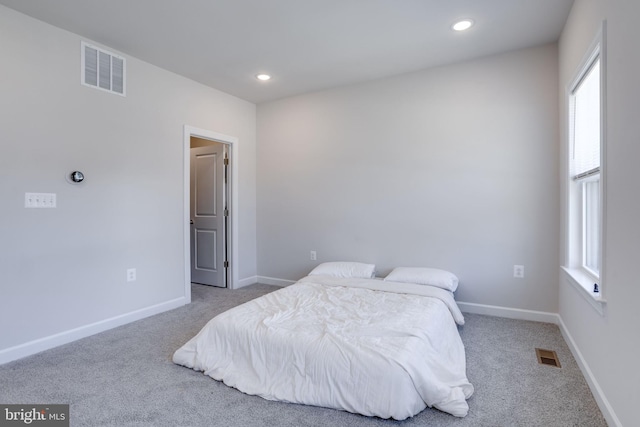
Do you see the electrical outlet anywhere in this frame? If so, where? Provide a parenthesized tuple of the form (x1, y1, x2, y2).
(127, 268, 137, 282)
(513, 265, 524, 278)
(310, 251, 317, 261)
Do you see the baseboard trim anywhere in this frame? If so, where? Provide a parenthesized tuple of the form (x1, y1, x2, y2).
(236, 276, 258, 289)
(458, 300, 620, 426)
(0, 297, 187, 365)
(5, 282, 617, 425)
(457, 301, 560, 324)
(556, 316, 622, 427)
(257, 276, 296, 287)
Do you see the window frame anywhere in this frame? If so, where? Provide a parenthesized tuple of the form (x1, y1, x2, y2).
(581, 173, 600, 277)
(562, 23, 607, 314)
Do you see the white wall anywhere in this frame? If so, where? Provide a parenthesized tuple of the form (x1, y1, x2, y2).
(559, 1, 640, 426)
(3, 2, 637, 422)
(0, 5, 257, 360)
(257, 44, 560, 313)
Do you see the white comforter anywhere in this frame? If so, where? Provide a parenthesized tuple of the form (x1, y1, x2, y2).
(173, 275, 474, 419)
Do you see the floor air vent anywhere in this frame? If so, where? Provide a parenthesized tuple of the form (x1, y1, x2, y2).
(535, 348, 561, 368)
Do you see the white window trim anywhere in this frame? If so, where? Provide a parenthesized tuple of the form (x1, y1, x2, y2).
(562, 267, 606, 315)
(563, 22, 607, 314)
(581, 174, 600, 275)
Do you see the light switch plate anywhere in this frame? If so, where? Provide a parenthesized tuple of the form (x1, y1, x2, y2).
(25, 193, 57, 208)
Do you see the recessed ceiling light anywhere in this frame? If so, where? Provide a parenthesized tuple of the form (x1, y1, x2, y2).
(452, 19, 474, 32)
(256, 74, 271, 81)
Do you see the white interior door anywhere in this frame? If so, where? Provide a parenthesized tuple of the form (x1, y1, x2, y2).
(190, 144, 227, 287)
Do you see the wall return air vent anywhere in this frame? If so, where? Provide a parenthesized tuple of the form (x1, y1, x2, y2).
(81, 42, 126, 96)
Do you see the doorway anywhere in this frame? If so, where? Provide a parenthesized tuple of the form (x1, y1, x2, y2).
(190, 138, 228, 287)
(183, 126, 238, 299)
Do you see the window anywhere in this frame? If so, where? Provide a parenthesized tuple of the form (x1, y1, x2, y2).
(564, 29, 605, 304)
(571, 57, 601, 277)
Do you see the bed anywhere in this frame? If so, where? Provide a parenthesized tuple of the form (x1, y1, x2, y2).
(173, 264, 473, 420)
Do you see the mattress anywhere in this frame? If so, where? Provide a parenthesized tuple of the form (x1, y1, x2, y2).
(173, 275, 473, 419)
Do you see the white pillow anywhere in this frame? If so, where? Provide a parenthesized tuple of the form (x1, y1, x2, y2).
(384, 267, 459, 292)
(308, 262, 376, 279)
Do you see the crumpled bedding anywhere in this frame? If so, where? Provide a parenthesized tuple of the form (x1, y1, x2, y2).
(173, 275, 473, 419)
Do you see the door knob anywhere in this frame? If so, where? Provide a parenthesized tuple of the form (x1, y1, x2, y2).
(190, 220, 194, 224)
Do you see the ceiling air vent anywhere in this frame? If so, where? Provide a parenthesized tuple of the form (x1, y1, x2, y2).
(81, 42, 126, 96)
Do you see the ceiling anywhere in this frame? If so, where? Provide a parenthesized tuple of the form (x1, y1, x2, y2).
(0, 0, 574, 104)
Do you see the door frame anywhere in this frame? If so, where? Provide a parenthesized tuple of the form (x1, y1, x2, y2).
(183, 125, 239, 301)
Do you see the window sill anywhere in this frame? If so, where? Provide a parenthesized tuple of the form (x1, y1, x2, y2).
(561, 267, 606, 316)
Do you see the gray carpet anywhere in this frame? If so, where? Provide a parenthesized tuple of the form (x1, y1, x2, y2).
(0, 283, 607, 427)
